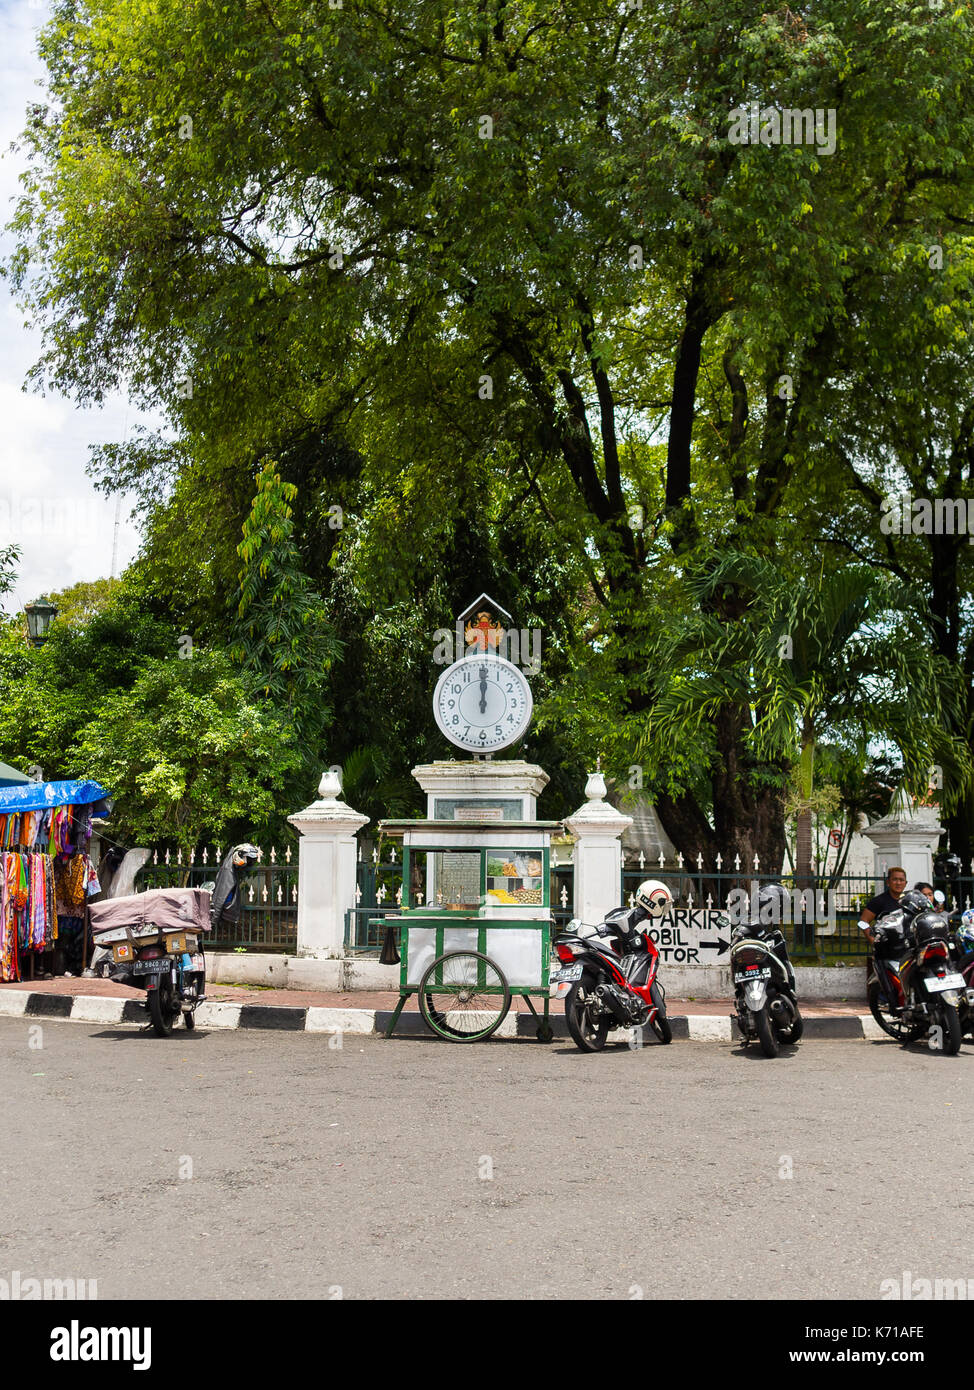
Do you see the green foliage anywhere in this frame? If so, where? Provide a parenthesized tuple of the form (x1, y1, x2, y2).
(0, 572, 301, 846)
(9, 0, 974, 860)
(0, 546, 20, 605)
(74, 649, 299, 847)
(230, 463, 340, 750)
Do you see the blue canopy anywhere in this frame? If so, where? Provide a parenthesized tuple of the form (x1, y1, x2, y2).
(0, 779, 109, 813)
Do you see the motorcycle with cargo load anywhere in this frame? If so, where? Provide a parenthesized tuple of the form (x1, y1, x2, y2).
(88, 844, 258, 1036)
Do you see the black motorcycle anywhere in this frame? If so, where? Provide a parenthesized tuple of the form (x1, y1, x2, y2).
(867, 906, 966, 1054)
(90, 844, 258, 1036)
(551, 909, 671, 1052)
(729, 917, 803, 1057)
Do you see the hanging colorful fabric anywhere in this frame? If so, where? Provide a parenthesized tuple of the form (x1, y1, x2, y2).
(0, 853, 17, 983)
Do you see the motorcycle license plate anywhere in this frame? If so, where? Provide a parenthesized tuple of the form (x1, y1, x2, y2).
(551, 964, 583, 983)
(924, 972, 965, 993)
(733, 967, 772, 984)
(132, 959, 171, 975)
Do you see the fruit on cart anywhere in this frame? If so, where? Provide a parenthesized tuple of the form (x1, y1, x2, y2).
(487, 888, 518, 903)
(513, 888, 542, 903)
(501, 861, 518, 876)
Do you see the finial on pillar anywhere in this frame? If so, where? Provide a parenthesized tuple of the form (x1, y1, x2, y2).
(584, 767, 607, 803)
(317, 767, 343, 801)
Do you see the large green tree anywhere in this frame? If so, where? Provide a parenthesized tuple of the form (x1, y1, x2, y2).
(11, 0, 974, 863)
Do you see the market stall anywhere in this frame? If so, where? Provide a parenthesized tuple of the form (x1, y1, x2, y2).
(379, 818, 558, 1042)
(0, 778, 110, 982)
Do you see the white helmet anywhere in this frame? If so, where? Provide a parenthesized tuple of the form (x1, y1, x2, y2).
(635, 879, 673, 918)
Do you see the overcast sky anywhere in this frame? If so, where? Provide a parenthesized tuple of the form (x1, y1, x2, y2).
(1, 0, 145, 613)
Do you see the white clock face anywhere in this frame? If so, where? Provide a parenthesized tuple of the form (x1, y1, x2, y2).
(433, 655, 533, 752)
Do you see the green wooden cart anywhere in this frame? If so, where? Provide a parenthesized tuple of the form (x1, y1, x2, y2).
(378, 820, 558, 1042)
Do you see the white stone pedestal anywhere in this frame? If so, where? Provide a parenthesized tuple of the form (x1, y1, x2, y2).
(564, 771, 633, 927)
(288, 770, 369, 958)
(862, 788, 944, 890)
(411, 759, 549, 820)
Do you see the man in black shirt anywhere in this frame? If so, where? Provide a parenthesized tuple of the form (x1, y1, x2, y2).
(858, 867, 908, 943)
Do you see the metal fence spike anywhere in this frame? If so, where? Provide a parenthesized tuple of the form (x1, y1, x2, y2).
(638, 851, 645, 869)
(696, 853, 703, 870)
(177, 847, 182, 866)
(658, 852, 665, 868)
(753, 854, 760, 871)
(201, 847, 208, 865)
(270, 846, 277, 864)
(276, 884, 283, 902)
(676, 853, 684, 868)
(715, 852, 722, 869)
(734, 854, 741, 871)
(390, 847, 397, 863)
(354, 884, 362, 903)
(285, 845, 292, 863)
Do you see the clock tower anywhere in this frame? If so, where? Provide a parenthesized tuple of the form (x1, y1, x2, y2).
(415, 593, 549, 824)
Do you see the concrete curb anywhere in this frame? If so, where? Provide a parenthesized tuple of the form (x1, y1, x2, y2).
(0, 988, 879, 1040)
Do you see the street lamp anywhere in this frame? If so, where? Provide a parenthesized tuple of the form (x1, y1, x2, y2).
(24, 598, 58, 647)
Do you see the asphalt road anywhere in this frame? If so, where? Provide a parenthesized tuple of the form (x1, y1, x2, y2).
(4, 1017, 974, 1300)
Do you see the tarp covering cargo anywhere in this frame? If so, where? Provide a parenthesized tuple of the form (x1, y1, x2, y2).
(89, 887, 211, 936)
(0, 778, 109, 813)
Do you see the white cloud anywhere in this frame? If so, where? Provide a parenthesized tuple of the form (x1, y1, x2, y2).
(0, 0, 153, 610)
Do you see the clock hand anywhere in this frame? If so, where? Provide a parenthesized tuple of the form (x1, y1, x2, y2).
(479, 664, 488, 713)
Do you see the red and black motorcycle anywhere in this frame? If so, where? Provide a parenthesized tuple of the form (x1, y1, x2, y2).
(552, 908, 671, 1051)
(867, 904, 967, 1054)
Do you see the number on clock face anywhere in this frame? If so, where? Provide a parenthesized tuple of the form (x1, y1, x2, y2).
(433, 656, 533, 751)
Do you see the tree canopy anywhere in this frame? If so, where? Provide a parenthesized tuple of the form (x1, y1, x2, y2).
(8, 0, 974, 861)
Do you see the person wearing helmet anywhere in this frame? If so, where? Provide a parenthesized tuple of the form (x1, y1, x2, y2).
(744, 882, 797, 990)
(955, 908, 974, 961)
(602, 878, 674, 955)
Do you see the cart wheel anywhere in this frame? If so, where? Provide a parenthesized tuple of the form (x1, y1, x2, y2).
(419, 951, 511, 1042)
(536, 1024, 554, 1043)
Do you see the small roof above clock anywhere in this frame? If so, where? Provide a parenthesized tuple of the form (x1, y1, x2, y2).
(456, 593, 513, 627)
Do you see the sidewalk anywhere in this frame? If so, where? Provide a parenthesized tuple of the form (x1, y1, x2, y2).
(0, 976, 878, 1041)
(0, 974, 868, 1015)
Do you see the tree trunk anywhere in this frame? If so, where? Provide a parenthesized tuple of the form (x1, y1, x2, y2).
(653, 705, 787, 882)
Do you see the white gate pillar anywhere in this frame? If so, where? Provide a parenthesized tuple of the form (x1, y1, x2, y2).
(564, 770, 633, 927)
(862, 787, 944, 892)
(288, 769, 369, 958)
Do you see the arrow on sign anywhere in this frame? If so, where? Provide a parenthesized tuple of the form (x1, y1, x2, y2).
(698, 937, 730, 957)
